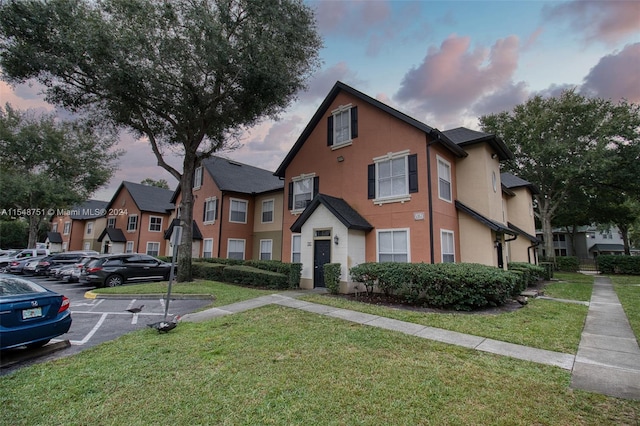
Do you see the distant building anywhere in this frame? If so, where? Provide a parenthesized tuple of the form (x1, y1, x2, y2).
(536, 225, 640, 258)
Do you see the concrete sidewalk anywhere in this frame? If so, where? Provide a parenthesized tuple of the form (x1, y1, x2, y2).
(570, 276, 640, 400)
(181, 279, 640, 400)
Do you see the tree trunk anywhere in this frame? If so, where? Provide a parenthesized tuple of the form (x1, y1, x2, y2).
(538, 197, 556, 262)
(27, 214, 41, 249)
(618, 223, 631, 255)
(176, 153, 197, 282)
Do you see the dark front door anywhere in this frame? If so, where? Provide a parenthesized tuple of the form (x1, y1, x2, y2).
(313, 240, 331, 288)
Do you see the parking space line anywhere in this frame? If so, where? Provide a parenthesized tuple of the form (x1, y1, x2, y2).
(69, 312, 109, 345)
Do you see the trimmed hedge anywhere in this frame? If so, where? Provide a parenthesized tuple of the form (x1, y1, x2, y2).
(598, 255, 640, 275)
(191, 259, 302, 288)
(556, 256, 580, 272)
(323, 263, 341, 294)
(507, 262, 545, 293)
(222, 265, 289, 289)
(350, 262, 518, 311)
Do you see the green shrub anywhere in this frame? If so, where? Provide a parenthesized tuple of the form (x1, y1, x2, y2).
(195, 257, 243, 266)
(597, 255, 640, 275)
(556, 256, 580, 272)
(222, 265, 289, 289)
(191, 262, 226, 281)
(349, 262, 517, 310)
(508, 262, 545, 292)
(323, 263, 341, 294)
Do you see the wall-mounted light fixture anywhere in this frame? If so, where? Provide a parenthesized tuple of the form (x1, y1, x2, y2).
(337, 156, 344, 162)
(334, 235, 339, 245)
(491, 153, 498, 159)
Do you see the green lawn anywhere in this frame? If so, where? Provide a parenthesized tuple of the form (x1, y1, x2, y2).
(2, 306, 639, 425)
(610, 275, 640, 341)
(545, 272, 594, 301)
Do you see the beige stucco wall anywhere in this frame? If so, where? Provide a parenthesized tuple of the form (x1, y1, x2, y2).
(504, 187, 537, 263)
(458, 213, 500, 267)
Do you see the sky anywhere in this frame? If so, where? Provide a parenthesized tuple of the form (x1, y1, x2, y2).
(1, 0, 639, 202)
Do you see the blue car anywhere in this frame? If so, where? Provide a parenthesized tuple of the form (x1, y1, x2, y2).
(0, 274, 72, 350)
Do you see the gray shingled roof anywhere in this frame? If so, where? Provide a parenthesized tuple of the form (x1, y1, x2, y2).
(291, 194, 373, 233)
(500, 172, 539, 195)
(46, 232, 63, 243)
(117, 181, 175, 213)
(202, 156, 284, 194)
(97, 227, 127, 243)
(442, 127, 513, 161)
(455, 200, 516, 236)
(164, 219, 203, 241)
(69, 200, 109, 219)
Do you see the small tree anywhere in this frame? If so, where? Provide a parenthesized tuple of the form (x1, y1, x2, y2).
(0, 0, 322, 281)
(140, 178, 170, 189)
(0, 104, 119, 247)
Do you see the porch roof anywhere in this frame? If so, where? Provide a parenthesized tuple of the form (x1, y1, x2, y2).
(291, 194, 373, 233)
(97, 227, 127, 243)
(507, 222, 541, 244)
(455, 200, 516, 236)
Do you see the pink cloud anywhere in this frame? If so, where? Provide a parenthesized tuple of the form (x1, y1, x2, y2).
(581, 43, 640, 103)
(543, 0, 640, 45)
(394, 34, 521, 121)
(300, 62, 363, 103)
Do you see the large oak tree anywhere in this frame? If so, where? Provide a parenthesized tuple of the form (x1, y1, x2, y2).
(0, 0, 322, 280)
(480, 91, 640, 260)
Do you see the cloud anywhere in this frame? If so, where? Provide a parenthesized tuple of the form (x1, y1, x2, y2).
(543, 0, 640, 45)
(299, 62, 363, 104)
(243, 116, 304, 153)
(394, 34, 522, 123)
(581, 43, 640, 103)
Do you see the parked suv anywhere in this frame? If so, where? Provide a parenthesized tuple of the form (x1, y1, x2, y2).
(80, 254, 173, 288)
(34, 250, 99, 276)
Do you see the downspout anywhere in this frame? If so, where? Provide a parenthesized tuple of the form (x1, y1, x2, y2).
(137, 212, 143, 254)
(217, 193, 224, 258)
(426, 135, 436, 264)
(502, 234, 517, 268)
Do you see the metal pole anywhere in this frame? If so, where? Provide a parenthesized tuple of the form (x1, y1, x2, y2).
(163, 225, 181, 321)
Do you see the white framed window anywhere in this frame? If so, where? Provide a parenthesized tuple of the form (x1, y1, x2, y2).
(204, 197, 217, 223)
(437, 156, 452, 202)
(261, 199, 274, 223)
(377, 229, 409, 263)
(52, 223, 58, 232)
(260, 239, 273, 260)
(194, 166, 203, 189)
(62, 242, 68, 251)
(149, 216, 162, 232)
(292, 234, 301, 263)
(333, 107, 351, 145)
(63, 222, 71, 235)
(203, 238, 213, 258)
(86, 222, 94, 235)
(83, 242, 91, 250)
(293, 177, 313, 210)
(126, 241, 134, 253)
(227, 239, 245, 260)
(229, 199, 248, 223)
(127, 215, 138, 231)
(107, 217, 116, 228)
(441, 230, 455, 263)
(377, 154, 408, 199)
(146, 242, 160, 256)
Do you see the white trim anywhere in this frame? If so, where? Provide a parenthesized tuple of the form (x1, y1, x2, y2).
(290, 174, 315, 213)
(261, 199, 275, 224)
(146, 241, 160, 256)
(436, 155, 452, 203)
(126, 214, 138, 232)
(372, 150, 411, 204)
(126, 241, 134, 253)
(202, 238, 213, 258)
(291, 234, 301, 263)
(376, 228, 410, 263)
(227, 238, 246, 260)
(148, 216, 163, 232)
(229, 198, 248, 224)
(440, 229, 456, 263)
(203, 197, 217, 224)
(193, 166, 203, 190)
(259, 239, 273, 260)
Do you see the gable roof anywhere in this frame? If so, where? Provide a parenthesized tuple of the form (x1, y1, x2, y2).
(108, 181, 174, 214)
(171, 156, 283, 202)
(455, 200, 516, 236)
(69, 200, 109, 219)
(500, 172, 539, 195)
(442, 127, 514, 161)
(46, 232, 63, 244)
(97, 227, 127, 243)
(291, 193, 373, 233)
(275, 81, 467, 177)
(164, 219, 203, 241)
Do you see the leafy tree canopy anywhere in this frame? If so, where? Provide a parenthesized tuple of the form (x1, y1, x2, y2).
(0, 0, 322, 280)
(140, 178, 170, 190)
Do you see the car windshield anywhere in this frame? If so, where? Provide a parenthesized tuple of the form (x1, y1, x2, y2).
(85, 258, 104, 268)
(0, 276, 47, 296)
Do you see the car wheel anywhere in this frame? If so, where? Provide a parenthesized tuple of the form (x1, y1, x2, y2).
(105, 274, 124, 287)
(26, 339, 50, 349)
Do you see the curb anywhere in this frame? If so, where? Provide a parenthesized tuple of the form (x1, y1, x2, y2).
(84, 291, 214, 301)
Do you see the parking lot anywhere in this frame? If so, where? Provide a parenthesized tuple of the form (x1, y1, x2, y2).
(1, 276, 213, 374)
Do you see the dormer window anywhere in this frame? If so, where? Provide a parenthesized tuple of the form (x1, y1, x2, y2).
(327, 105, 358, 148)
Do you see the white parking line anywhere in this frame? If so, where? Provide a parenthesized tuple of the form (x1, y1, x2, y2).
(69, 312, 109, 345)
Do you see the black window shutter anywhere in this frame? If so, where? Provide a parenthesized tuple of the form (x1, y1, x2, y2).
(408, 154, 418, 193)
(327, 116, 334, 146)
(313, 176, 319, 198)
(203, 201, 206, 222)
(288, 182, 293, 210)
(367, 164, 376, 199)
(214, 199, 218, 220)
(350, 106, 358, 139)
